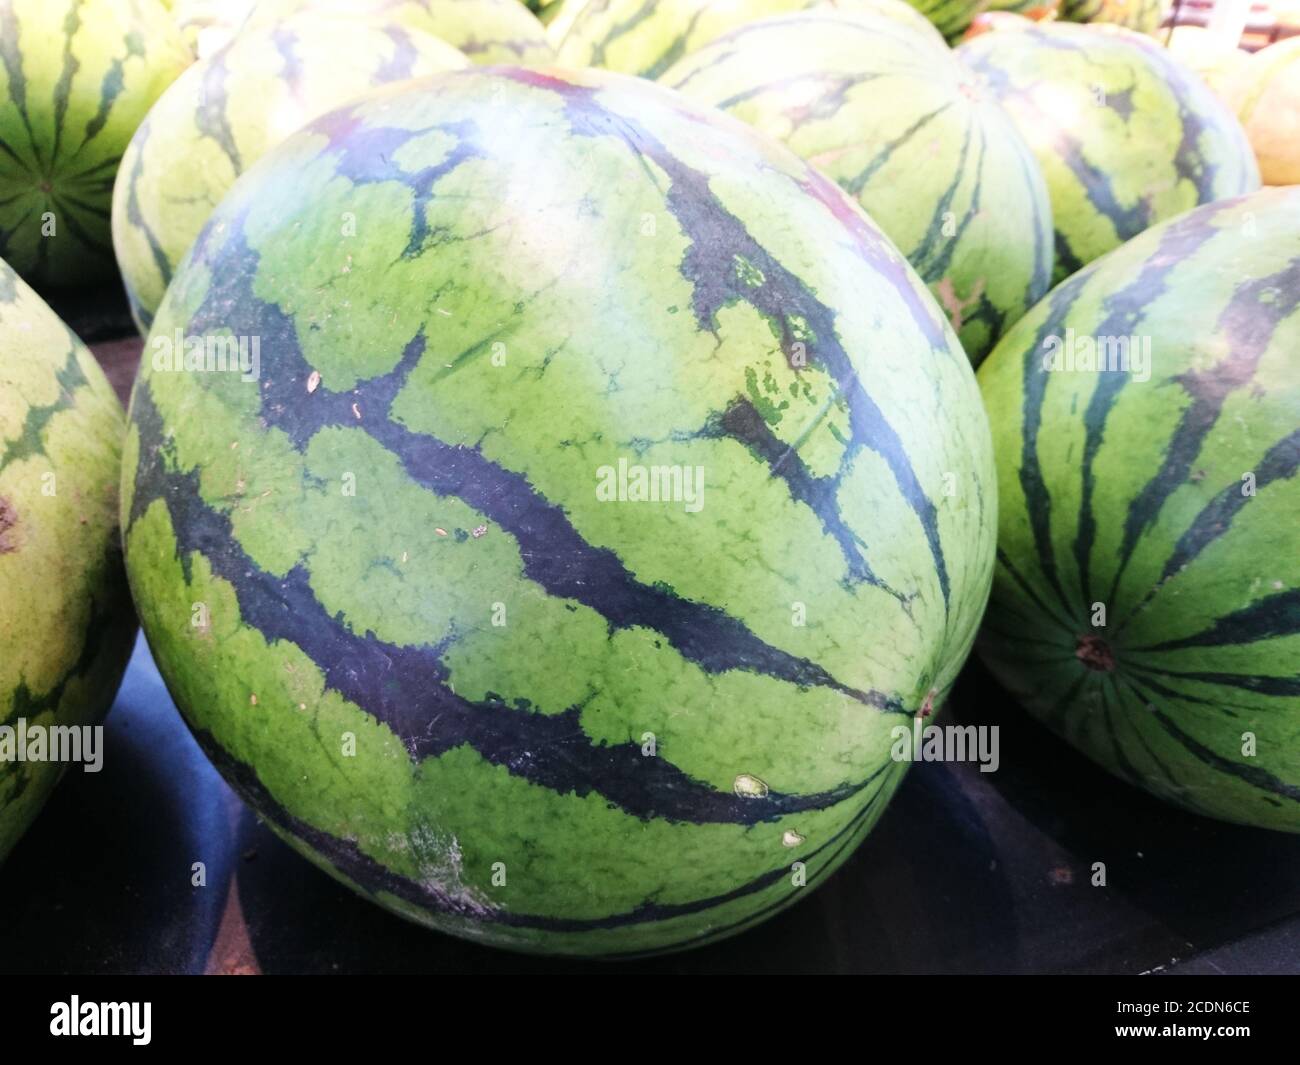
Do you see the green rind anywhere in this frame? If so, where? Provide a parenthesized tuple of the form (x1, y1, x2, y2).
(959, 22, 1260, 283)
(111, 11, 469, 334)
(661, 11, 1053, 364)
(0, 255, 135, 862)
(983, 0, 1056, 15)
(1060, 0, 1164, 34)
(0, 0, 192, 287)
(977, 187, 1300, 832)
(909, 0, 987, 39)
(123, 67, 996, 954)
(553, 0, 947, 79)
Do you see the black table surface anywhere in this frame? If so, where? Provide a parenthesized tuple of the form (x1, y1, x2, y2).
(2, 286, 1298, 976)
(3, 633, 1298, 976)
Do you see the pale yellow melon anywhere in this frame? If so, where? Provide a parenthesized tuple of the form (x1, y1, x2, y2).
(1230, 36, 1300, 185)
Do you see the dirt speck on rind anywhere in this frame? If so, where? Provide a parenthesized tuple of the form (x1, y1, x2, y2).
(0, 496, 20, 553)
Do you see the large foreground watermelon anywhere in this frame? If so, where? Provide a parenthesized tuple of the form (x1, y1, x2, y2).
(553, 0, 945, 78)
(959, 23, 1259, 282)
(1, 257, 135, 862)
(0, 0, 192, 287)
(978, 187, 1300, 832)
(661, 11, 1052, 364)
(111, 12, 468, 333)
(123, 67, 996, 954)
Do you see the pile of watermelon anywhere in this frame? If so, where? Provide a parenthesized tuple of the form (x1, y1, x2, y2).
(0, 0, 1296, 958)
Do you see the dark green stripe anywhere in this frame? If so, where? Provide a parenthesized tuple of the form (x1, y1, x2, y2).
(1106, 672, 1184, 791)
(1117, 428, 1300, 634)
(1127, 662, 1300, 698)
(841, 102, 952, 198)
(1109, 256, 1300, 602)
(1132, 588, 1300, 652)
(0, 1, 38, 172)
(580, 0, 654, 71)
(493, 71, 957, 609)
(1122, 674, 1300, 806)
(993, 546, 1075, 633)
(700, 395, 905, 599)
(0, 341, 88, 476)
(1059, 195, 1226, 600)
(1012, 278, 1091, 621)
(1120, 671, 1253, 729)
(47, 2, 82, 170)
(195, 53, 243, 172)
(131, 368, 895, 826)
(119, 119, 170, 331)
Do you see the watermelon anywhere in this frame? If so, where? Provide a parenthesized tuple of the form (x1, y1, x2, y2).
(1229, 36, 1300, 186)
(0, 0, 192, 288)
(977, 187, 1300, 832)
(661, 11, 1052, 365)
(665, 8, 1050, 369)
(1059, 0, 1165, 33)
(171, 0, 255, 58)
(525, 0, 564, 22)
(111, 13, 468, 334)
(122, 67, 996, 954)
(0, 257, 135, 862)
(553, 0, 946, 79)
(908, 0, 989, 39)
(959, 23, 1260, 283)
(982, 0, 1057, 16)
(246, 0, 557, 65)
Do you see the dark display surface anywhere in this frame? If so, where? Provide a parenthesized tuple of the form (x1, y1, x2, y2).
(3, 634, 1298, 975)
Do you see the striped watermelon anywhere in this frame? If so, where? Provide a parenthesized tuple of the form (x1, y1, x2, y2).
(524, 0, 564, 22)
(0, 0, 191, 288)
(977, 187, 1300, 832)
(959, 23, 1260, 283)
(171, 0, 255, 59)
(122, 67, 996, 954)
(982, 0, 1057, 15)
(553, 0, 946, 79)
(111, 13, 468, 334)
(247, 0, 557, 65)
(908, 0, 988, 39)
(661, 11, 1052, 364)
(1229, 36, 1300, 186)
(0, 256, 135, 862)
(1059, 0, 1165, 34)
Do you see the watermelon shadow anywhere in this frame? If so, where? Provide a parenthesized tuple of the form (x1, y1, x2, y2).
(948, 657, 1300, 968)
(0, 635, 234, 975)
